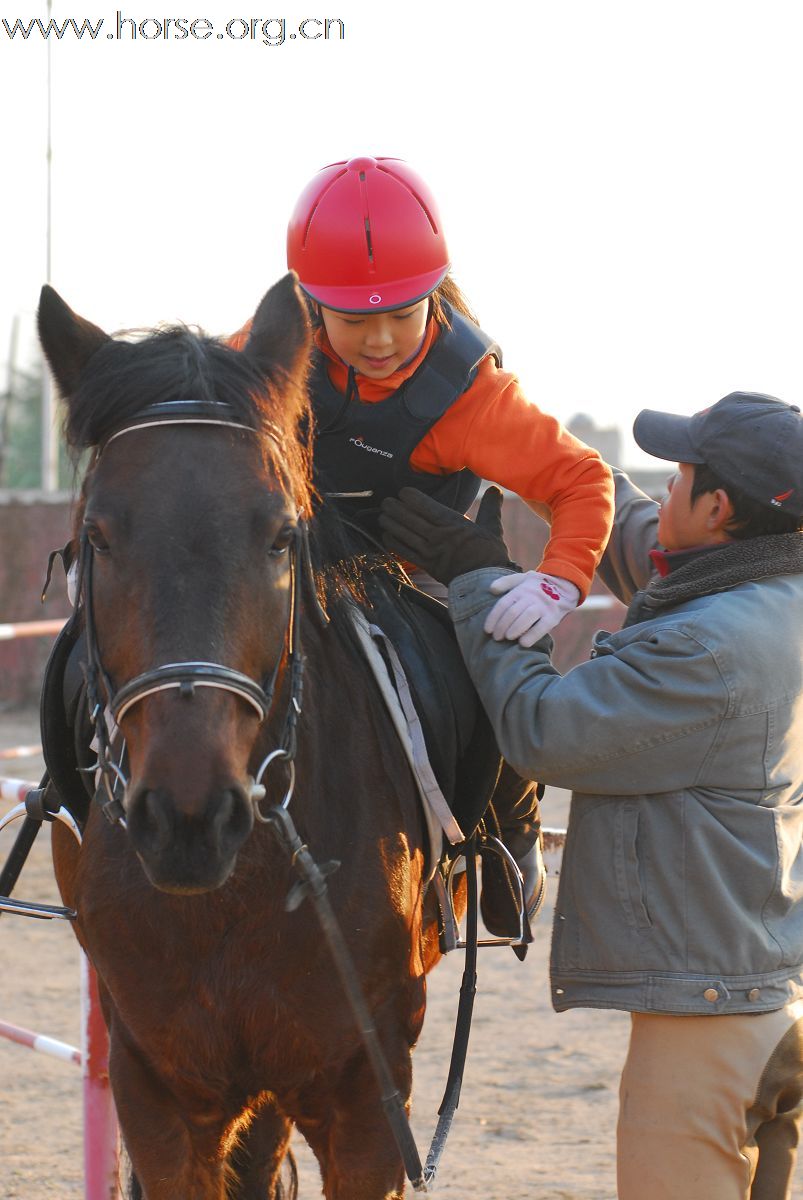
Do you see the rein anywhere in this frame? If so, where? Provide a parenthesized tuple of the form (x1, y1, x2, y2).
(263, 797, 480, 1192)
(79, 398, 475, 1192)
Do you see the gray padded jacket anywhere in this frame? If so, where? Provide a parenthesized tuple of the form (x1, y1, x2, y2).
(449, 473, 803, 1015)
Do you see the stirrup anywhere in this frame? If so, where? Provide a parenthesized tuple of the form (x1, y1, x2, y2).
(432, 834, 536, 953)
(0, 789, 81, 921)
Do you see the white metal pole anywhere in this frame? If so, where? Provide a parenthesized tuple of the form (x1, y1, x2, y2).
(41, 0, 58, 491)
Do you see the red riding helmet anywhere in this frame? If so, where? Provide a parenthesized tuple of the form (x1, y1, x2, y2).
(286, 156, 450, 313)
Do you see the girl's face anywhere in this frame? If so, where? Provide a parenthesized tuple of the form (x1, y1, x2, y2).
(320, 300, 429, 379)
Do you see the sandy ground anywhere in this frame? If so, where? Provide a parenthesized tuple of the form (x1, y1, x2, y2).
(2, 708, 800, 1199)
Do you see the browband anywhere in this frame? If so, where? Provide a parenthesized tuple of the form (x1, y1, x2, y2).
(98, 400, 283, 454)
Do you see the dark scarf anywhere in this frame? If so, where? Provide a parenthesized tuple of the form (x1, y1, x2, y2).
(624, 533, 803, 628)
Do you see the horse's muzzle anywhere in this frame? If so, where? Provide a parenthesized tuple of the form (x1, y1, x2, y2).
(126, 781, 254, 893)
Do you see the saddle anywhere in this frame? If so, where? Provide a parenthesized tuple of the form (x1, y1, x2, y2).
(361, 572, 503, 847)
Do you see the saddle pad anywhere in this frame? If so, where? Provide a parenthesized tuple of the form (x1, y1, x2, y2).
(349, 607, 464, 878)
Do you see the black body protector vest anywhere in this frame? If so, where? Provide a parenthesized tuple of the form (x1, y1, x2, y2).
(310, 304, 502, 538)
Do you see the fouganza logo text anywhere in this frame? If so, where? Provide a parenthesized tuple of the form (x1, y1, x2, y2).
(349, 436, 393, 459)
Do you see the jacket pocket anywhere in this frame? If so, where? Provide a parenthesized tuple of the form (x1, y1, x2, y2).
(614, 803, 653, 929)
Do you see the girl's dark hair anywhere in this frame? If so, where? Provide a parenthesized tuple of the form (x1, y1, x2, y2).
(430, 274, 479, 326)
(691, 462, 803, 539)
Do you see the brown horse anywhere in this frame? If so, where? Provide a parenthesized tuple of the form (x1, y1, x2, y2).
(40, 274, 455, 1199)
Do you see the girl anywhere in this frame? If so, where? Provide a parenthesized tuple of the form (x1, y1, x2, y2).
(230, 157, 614, 938)
(232, 156, 613, 631)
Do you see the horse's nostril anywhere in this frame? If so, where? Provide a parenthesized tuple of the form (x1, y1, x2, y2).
(128, 787, 173, 853)
(212, 786, 253, 851)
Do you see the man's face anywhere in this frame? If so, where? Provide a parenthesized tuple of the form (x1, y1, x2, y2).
(657, 462, 717, 551)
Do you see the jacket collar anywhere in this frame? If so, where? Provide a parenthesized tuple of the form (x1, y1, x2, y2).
(649, 543, 727, 578)
(627, 533, 803, 627)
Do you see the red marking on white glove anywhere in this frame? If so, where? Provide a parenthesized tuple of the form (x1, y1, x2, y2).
(540, 582, 560, 601)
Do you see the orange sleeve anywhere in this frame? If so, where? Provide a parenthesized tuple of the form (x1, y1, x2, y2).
(409, 358, 614, 599)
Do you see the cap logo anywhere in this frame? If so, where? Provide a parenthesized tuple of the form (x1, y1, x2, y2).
(369, 294, 382, 305)
(771, 489, 794, 507)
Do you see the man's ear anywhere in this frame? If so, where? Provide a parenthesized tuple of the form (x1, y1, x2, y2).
(708, 488, 736, 535)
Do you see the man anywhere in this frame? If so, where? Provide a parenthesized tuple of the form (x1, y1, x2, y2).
(380, 392, 803, 1199)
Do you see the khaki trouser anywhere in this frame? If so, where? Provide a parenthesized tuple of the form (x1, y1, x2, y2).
(617, 1003, 803, 1199)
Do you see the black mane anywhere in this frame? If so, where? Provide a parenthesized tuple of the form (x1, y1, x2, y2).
(63, 322, 396, 613)
(63, 326, 283, 453)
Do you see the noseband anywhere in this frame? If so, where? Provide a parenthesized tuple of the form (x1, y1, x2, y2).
(79, 400, 315, 826)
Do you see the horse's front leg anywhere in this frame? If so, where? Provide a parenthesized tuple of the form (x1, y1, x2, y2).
(108, 1022, 229, 1200)
(226, 1096, 296, 1200)
(298, 1041, 413, 1200)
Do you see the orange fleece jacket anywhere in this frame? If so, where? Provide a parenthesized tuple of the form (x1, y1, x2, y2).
(228, 318, 614, 599)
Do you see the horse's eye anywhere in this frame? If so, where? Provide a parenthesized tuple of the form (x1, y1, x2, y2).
(84, 522, 110, 554)
(269, 525, 295, 558)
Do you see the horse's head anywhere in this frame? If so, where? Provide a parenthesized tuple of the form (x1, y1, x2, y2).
(39, 274, 314, 894)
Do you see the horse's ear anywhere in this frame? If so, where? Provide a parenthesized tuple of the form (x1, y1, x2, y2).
(38, 285, 111, 399)
(243, 272, 312, 387)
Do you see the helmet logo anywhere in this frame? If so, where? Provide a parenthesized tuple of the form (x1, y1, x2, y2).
(369, 294, 382, 305)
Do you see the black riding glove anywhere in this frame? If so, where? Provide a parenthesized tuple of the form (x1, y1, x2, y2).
(379, 486, 520, 585)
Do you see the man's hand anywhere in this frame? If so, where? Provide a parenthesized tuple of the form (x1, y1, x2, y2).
(379, 486, 518, 585)
(485, 571, 580, 646)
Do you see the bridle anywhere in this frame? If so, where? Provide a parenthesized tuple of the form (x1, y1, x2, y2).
(78, 399, 313, 826)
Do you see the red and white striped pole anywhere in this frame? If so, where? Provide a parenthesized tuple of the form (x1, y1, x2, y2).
(0, 745, 43, 761)
(0, 777, 37, 804)
(81, 956, 120, 1199)
(0, 1017, 81, 1065)
(0, 618, 67, 640)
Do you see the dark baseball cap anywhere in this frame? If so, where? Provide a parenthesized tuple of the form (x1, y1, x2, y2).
(633, 392, 803, 517)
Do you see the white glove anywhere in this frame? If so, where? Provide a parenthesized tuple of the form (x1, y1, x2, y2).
(484, 572, 580, 647)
